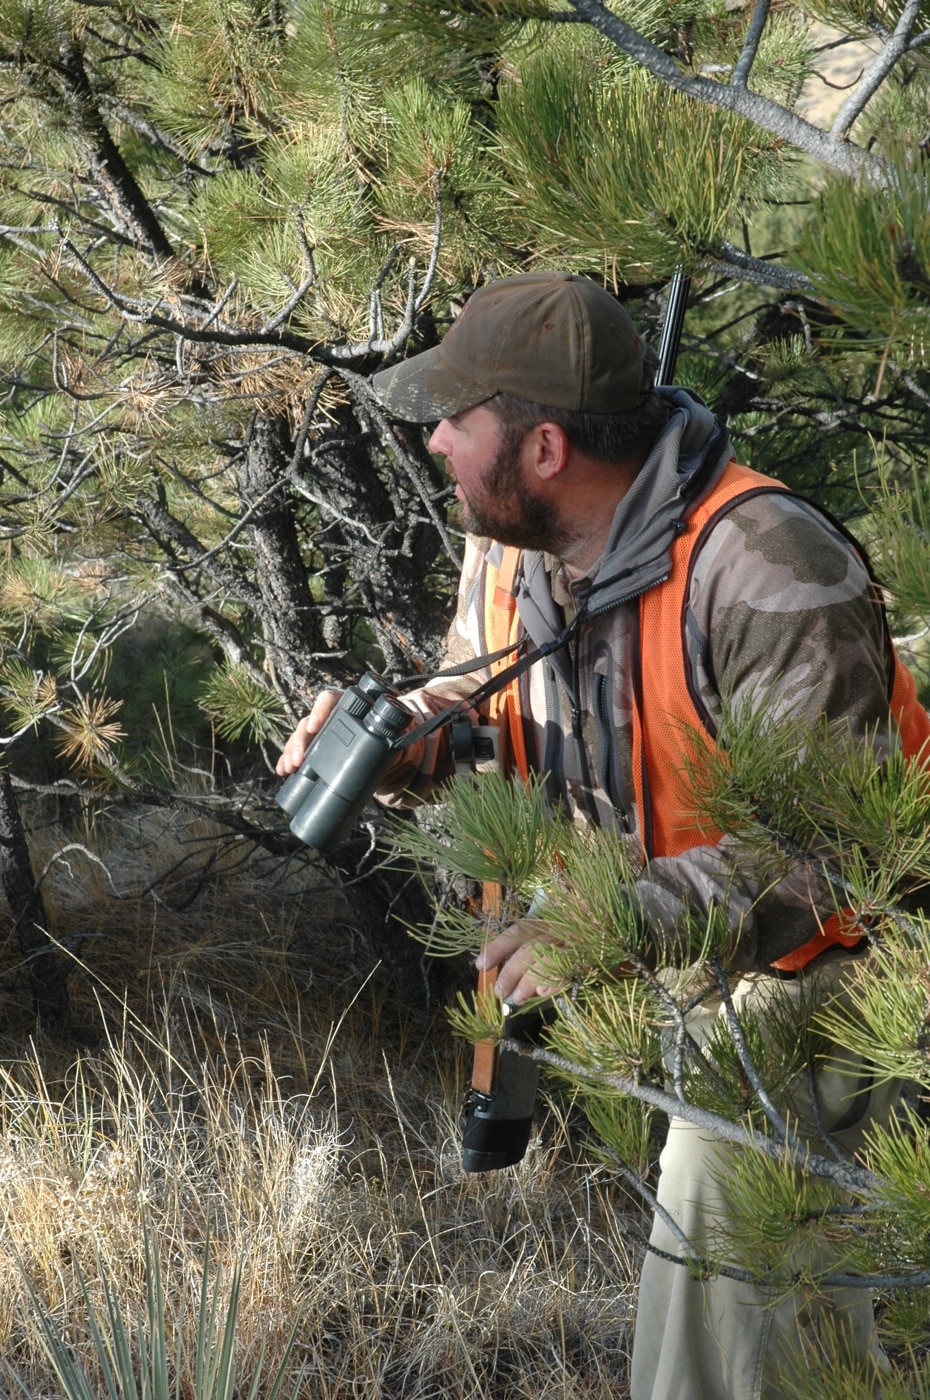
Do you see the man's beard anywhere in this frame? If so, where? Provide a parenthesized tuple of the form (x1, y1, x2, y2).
(454, 423, 570, 554)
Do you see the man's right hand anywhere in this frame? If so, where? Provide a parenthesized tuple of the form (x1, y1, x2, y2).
(275, 690, 343, 776)
(475, 919, 563, 1007)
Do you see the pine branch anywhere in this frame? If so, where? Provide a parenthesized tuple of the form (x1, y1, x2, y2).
(65, 600, 142, 689)
(48, 37, 176, 260)
(132, 493, 263, 614)
(750, 797, 925, 941)
(326, 181, 444, 361)
(338, 367, 462, 569)
(96, 95, 214, 176)
(831, 0, 924, 139)
(564, 0, 887, 183)
(55, 215, 445, 369)
(709, 955, 799, 1148)
(600, 1153, 930, 1292)
(704, 242, 815, 293)
(603, 1153, 772, 1286)
(512, 1037, 879, 1195)
(731, 0, 770, 90)
(58, 234, 317, 354)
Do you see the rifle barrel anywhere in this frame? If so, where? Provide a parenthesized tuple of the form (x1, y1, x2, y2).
(655, 268, 691, 388)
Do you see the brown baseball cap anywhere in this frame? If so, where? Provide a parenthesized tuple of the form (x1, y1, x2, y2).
(372, 271, 646, 422)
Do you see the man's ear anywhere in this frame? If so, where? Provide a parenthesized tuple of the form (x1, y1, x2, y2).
(526, 421, 570, 481)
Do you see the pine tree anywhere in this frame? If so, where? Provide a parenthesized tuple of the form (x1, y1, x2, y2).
(0, 0, 504, 744)
(381, 0, 930, 505)
(2, 2, 928, 769)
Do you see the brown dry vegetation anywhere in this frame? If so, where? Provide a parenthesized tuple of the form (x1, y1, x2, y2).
(0, 803, 643, 1398)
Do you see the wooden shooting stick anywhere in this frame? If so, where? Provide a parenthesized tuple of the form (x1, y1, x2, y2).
(472, 967, 501, 1094)
(473, 881, 504, 1096)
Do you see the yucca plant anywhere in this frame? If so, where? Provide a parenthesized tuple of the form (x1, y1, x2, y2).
(23, 1227, 304, 1400)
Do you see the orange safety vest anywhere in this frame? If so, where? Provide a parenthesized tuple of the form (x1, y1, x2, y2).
(483, 461, 930, 973)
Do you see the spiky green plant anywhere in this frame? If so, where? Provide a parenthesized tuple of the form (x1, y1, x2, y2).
(388, 768, 571, 953)
(23, 1227, 304, 1400)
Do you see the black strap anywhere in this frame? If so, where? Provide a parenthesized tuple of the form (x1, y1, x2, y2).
(394, 613, 583, 751)
(394, 639, 525, 691)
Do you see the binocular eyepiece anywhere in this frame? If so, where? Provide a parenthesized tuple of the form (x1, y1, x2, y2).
(276, 671, 410, 854)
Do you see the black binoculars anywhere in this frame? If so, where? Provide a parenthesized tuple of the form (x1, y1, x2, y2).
(276, 671, 410, 854)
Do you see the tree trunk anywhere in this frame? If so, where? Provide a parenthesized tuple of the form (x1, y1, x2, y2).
(238, 411, 322, 699)
(0, 770, 71, 1035)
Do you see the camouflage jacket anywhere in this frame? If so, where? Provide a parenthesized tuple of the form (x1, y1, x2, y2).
(386, 388, 906, 971)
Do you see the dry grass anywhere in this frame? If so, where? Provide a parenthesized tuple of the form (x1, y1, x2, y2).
(0, 803, 642, 1398)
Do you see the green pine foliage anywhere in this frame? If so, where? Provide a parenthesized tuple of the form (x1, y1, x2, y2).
(391, 768, 567, 943)
(799, 151, 930, 366)
(199, 661, 288, 743)
(494, 50, 786, 276)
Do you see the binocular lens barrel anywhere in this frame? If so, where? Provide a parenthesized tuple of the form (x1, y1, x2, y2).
(276, 672, 411, 854)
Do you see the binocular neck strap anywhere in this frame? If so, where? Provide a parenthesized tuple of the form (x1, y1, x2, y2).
(394, 613, 583, 752)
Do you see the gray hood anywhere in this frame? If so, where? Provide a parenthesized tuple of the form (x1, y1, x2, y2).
(514, 388, 732, 654)
(579, 387, 732, 613)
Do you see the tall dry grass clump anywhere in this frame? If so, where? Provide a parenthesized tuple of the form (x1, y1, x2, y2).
(0, 804, 642, 1398)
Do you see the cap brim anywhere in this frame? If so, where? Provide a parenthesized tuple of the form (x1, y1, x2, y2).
(371, 345, 492, 422)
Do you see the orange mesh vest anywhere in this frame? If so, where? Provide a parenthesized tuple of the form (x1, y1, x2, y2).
(485, 461, 930, 972)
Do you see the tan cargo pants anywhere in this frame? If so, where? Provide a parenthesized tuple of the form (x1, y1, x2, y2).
(630, 949, 900, 1400)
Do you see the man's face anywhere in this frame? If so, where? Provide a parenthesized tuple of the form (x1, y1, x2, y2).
(428, 404, 568, 553)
